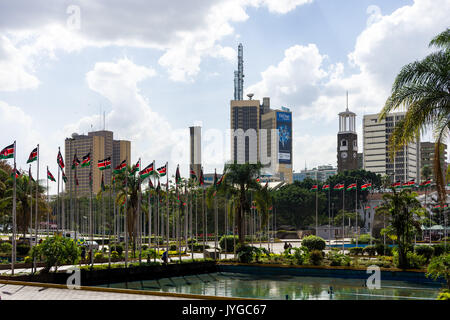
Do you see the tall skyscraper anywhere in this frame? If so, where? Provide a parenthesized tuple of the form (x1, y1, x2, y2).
(337, 94, 358, 172)
(65, 130, 131, 195)
(261, 106, 293, 183)
(363, 112, 420, 183)
(420, 142, 447, 180)
(234, 43, 244, 101)
(189, 126, 202, 179)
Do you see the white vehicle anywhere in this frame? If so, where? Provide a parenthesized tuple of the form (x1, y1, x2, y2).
(85, 240, 99, 250)
(63, 231, 77, 239)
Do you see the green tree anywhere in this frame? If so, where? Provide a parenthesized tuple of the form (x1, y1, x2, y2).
(426, 253, 450, 290)
(380, 28, 450, 203)
(377, 189, 425, 268)
(31, 235, 80, 272)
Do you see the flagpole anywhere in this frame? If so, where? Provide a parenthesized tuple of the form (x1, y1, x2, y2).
(34, 144, 39, 273)
(47, 166, 49, 237)
(125, 166, 129, 267)
(190, 184, 194, 260)
(155, 172, 159, 263)
(11, 141, 17, 275)
(214, 169, 218, 260)
(328, 186, 331, 247)
(108, 161, 112, 267)
(342, 185, 345, 253)
(74, 149, 78, 241)
(355, 182, 358, 247)
(89, 149, 93, 267)
(202, 167, 206, 251)
(29, 164, 33, 243)
(57, 147, 60, 233)
(315, 185, 318, 236)
(138, 158, 142, 264)
(166, 162, 169, 254)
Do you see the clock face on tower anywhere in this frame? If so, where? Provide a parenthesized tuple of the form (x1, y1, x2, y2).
(341, 152, 348, 159)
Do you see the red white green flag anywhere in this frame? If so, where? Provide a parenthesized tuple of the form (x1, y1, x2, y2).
(322, 184, 330, 190)
(157, 164, 167, 177)
(0, 143, 14, 159)
(346, 183, 357, 191)
(81, 153, 91, 167)
(421, 179, 431, 187)
(176, 165, 181, 184)
(27, 147, 38, 164)
(98, 157, 111, 171)
(47, 169, 56, 182)
(113, 160, 126, 174)
(131, 161, 140, 174)
(190, 169, 197, 181)
(361, 183, 372, 190)
(62, 170, 67, 183)
(139, 163, 154, 179)
(310, 185, 318, 191)
(28, 166, 34, 182)
(392, 181, 401, 189)
(364, 205, 371, 209)
(57, 150, 64, 170)
(11, 168, 20, 179)
(199, 168, 204, 186)
(334, 183, 344, 190)
(72, 153, 80, 169)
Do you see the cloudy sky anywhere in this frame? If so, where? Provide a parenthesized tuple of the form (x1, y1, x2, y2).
(0, 0, 448, 194)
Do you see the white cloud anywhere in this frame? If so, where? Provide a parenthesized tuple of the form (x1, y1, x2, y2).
(0, 0, 313, 88)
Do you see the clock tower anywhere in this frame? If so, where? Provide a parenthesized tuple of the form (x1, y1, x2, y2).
(337, 93, 358, 173)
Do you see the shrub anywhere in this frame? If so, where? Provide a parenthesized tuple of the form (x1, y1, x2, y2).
(433, 244, 450, 257)
(192, 243, 210, 252)
(327, 251, 351, 267)
(292, 247, 308, 265)
(308, 250, 324, 266)
(111, 251, 119, 259)
(16, 243, 30, 256)
(254, 247, 270, 263)
(236, 245, 257, 263)
(0, 242, 12, 253)
(363, 245, 377, 256)
(437, 290, 450, 300)
(94, 252, 104, 262)
(352, 234, 374, 244)
(146, 248, 160, 259)
(219, 235, 238, 252)
(31, 236, 80, 272)
(426, 254, 450, 290)
(415, 245, 434, 262)
(110, 244, 123, 256)
(24, 256, 32, 264)
(349, 247, 364, 255)
(169, 244, 177, 251)
(394, 251, 426, 269)
(301, 235, 326, 251)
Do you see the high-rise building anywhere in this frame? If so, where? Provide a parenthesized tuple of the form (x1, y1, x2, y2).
(420, 142, 447, 180)
(293, 165, 336, 182)
(337, 95, 358, 172)
(260, 107, 293, 183)
(363, 112, 420, 183)
(65, 130, 130, 196)
(189, 126, 202, 180)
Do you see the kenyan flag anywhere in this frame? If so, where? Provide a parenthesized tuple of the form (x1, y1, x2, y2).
(62, 170, 67, 183)
(346, 183, 357, 191)
(131, 161, 140, 174)
(322, 184, 330, 191)
(0, 143, 14, 159)
(98, 157, 111, 171)
(392, 181, 401, 189)
(139, 163, 154, 180)
(434, 205, 441, 209)
(310, 185, 318, 191)
(190, 169, 197, 180)
(149, 178, 154, 189)
(402, 180, 415, 188)
(28, 166, 34, 182)
(57, 150, 64, 170)
(175, 165, 181, 184)
(47, 169, 56, 182)
(81, 153, 91, 167)
(199, 168, 204, 186)
(156, 180, 161, 192)
(364, 205, 371, 209)
(72, 154, 80, 169)
(217, 174, 225, 187)
(157, 164, 167, 177)
(11, 168, 20, 179)
(113, 160, 126, 174)
(334, 183, 344, 190)
(361, 183, 372, 191)
(27, 147, 38, 164)
(421, 179, 431, 187)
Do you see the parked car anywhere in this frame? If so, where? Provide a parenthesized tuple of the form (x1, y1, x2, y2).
(84, 240, 99, 250)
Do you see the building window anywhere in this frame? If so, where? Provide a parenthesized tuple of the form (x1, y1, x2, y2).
(341, 140, 347, 147)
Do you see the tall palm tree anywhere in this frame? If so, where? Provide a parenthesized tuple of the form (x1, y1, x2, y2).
(376, 189, 425, 268)
(214, 163, 262, 244)
(379, 28, 450, 203)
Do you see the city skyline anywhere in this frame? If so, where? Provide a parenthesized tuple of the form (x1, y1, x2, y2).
(0, 0, 449, 195)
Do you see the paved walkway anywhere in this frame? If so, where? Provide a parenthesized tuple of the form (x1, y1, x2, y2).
(0, 283, 194, 300)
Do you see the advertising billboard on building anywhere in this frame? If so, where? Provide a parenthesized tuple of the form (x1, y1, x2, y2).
(276, 111, 292, 164)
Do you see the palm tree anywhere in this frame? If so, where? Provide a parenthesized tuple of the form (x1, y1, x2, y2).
(0, 169, 47, 236)
(376, 189, 425, 268)
(214, 163, 262, 245)
(379, 28, 450, 203)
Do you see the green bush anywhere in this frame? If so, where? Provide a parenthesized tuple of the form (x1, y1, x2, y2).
(219, 235, 238, 252)
(146, 248, 160, 259)
(24, 256, 32, 264)
(426, 254, 450, 290)
(169, 244, 177, 251)
(327, 251, 351, 266)
(0, 242, 12, 253)
(363, 245, 377, 256)
(254, 247, 270, 263)
(94, 252, 104, 262)
(301, 235, 326, 251)
(110, 244, 123, 256)
(292, 247, 307, 265)
(192, 243, 210, 252)
(415, 245, 434, 262)
(349, 247, 364, 255)
(31, 236, 80, 272)
(394, 251, 426, 269)
(433, 244, 450, 257)
(111, 251, 119, 259)
(352, 234, 375, 244)
(375, 243, 393, 256)
(16, 243, 31, 256)
(308, 250, 324, 266)
(236, 245, 257, 263)
(437, 290, 450, 300)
